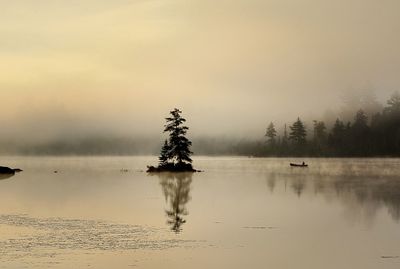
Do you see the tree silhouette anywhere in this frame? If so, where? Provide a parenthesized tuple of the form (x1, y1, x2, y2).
(312, 120, 327, 155)
(159, 140, 171, 166)
(250, 91, 400, 157)
(350, 110, 371, 155)
(279, 123, 289, 155)
(328, 119, 346, 154)
(163, 108, 193, 165)
(148, 108, 195, 172)
(385, 91, 400, 114)
(283, 124, 288, 142)
(353, 109, 368, 129)
(265, 122, 277, 145)
(313, 121, 327, 142)
(289, 118, 307, 146)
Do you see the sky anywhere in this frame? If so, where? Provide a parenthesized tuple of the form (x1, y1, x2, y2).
(1, 0, 400, 143)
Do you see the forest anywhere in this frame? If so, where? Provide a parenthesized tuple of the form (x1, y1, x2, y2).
(258, 91, 400, 157)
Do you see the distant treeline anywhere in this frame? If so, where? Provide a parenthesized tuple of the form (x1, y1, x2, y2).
(0, 92, 398, 157)
(0, 137, 162, 156)
(259, 91, 400, 157)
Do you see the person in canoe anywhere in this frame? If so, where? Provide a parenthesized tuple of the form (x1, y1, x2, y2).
(290, 162, 308, 167)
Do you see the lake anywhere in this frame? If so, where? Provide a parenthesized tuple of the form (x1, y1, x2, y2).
(0, 156, 399, 268)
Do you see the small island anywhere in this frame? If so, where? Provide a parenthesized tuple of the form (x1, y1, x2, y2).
(147, 108, 198, 173)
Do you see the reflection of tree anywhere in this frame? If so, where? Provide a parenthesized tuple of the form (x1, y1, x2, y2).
(291, 176, 306, 197)
(265, 169, 400, 222)
(159, 173, 192, 233)
(313, 177, 325, 194)
(266, 173, 276, 193)
(330, 175, 400, 222)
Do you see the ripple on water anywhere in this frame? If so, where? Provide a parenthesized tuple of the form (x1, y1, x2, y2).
(0, 214, 197, 263)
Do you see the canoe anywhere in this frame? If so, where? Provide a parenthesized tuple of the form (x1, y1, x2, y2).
(290, 163, 308, 167)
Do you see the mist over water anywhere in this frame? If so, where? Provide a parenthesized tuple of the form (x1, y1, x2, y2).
(0, 88, 395, 156)
(0, 156, 400, 268)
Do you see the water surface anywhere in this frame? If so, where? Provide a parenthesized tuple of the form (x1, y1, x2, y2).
(0, 156, 399, 268)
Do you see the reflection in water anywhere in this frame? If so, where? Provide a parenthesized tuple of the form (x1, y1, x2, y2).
(0, 157, 398, 269)
(266, 167, 400, 222)
(158, 173, 192, 233)
(266, 173, 276, 193)
(0, 173, 14, 180)
(291, 176, 306, 197)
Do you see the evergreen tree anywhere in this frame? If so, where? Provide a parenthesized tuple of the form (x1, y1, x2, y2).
(312, 120, 327, 155)
(353, 109, 368, 130)
(283, 124, 288, 141)
(159, 140, 171, 166)
(281, 124, 288, 145)
(350, 110, 371, 155)
(163, 108, 193, 164)
(385, 91, 400, 114)
(289, 118, 307, 146)
(381, 92, 400, 154)
(279, 124, 289, 156)
(331, 119, 345, 139)
(265, 122, 277, 145)
(313, 120, 327, 143)
(148, 108, 195, 172)
(328, 119, 345, 153)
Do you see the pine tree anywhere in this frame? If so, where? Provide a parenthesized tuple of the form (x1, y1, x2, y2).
(353, 109, 368, 129)
(385, 91, 400, 115)
(289, 117, 307, 145)
(265, 122, 277, 145)
(281, 124, 288, 145)
(159, 140, 171, 166)
(148, 108, 195, 172)
(383, 92, 400, 154)
(312, 120, 327, 155)
(163, 108, 193, 165)
(350, 109, 371, 155)
(329, 119, 345, 149)
(313, 120, 327, 143)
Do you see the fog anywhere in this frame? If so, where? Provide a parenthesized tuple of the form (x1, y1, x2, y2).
(1, 0, 399, 154)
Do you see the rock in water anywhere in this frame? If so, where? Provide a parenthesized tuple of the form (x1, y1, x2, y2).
(0, 166, 15, 174)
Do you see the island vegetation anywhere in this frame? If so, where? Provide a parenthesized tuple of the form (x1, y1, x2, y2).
(147, 108, 198, 172)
